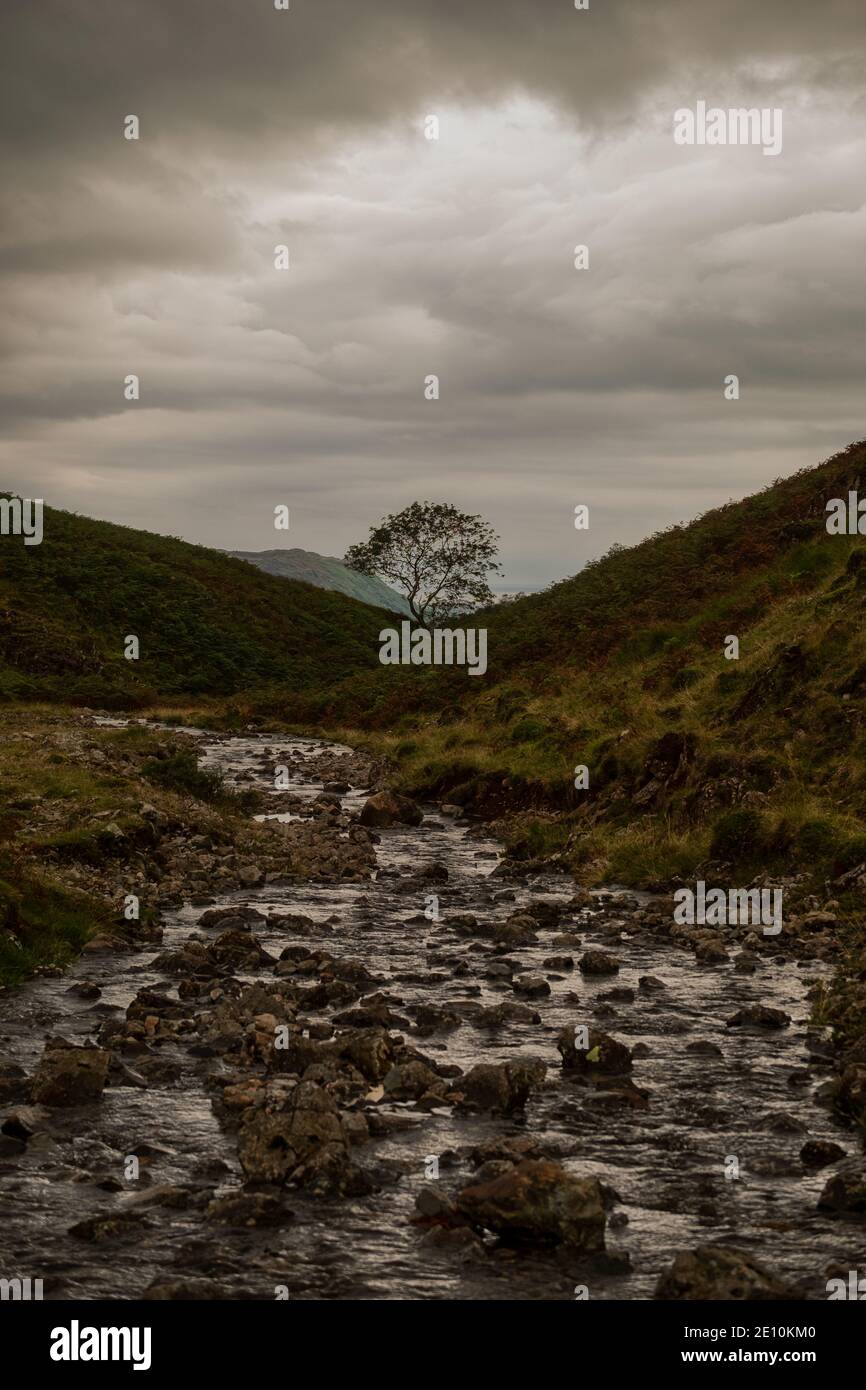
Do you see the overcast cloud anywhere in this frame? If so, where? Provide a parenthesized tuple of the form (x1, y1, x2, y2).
(1, 0, 865, 588)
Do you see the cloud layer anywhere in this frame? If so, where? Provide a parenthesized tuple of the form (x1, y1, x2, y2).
(2, 1, 865, 587)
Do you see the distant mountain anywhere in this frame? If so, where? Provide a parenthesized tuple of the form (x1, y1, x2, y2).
(229, 548, 412, 616)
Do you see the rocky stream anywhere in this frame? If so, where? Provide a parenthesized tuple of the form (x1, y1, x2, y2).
(0, 729, 863, 1301)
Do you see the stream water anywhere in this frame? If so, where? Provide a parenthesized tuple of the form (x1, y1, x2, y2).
(0, 731, 861, 1301)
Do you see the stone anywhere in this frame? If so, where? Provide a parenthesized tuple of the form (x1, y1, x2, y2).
(457, 1159, 606, 1251)
(31, 1040, 110, 1107)
(655, 1246, 799, 1300)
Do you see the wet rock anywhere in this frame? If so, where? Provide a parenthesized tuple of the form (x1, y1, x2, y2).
(335, 1027, 398, 1083)
(757, 1112, 807, 1135)
(468, 1134, 552, 1168)
(800, 1140, 845, 1168)
(237, 1079, 349, 1190)
(197, 905, 266, 930)
(638, 975, 666, 994)
(686, 1040, 723, 1057)
(382, 1060, 444, 1101)
(543, 955, 574, 971)
(579, 949, 620, 976)
(81, 934, 131, 955)
(655, 1246, 799, 1300)
(470, 1001, 541, 1029)
(413, 1185, 457, 1220)
(512, 973, 550, 998)
(557, 1025, 632, 1075)
(725, 1005, 790, 1029)
(457, 1159, 606, 1251)
(205, 1190, 293, 1227)
(835, 1064, 866, 1123)
(359, 792, 423, 828)
(410, 1003, 461, 1036)
(31, 1039, 110, 1107)
(694, 936, 729, 965)
(457, 1058, 547, 1114)
(69, 1212, 150, 1243)
(816, 1163, 866, 1213)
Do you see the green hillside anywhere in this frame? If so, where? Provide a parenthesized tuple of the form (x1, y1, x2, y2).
(315, 440, 866, 896)
(0, 502, 387, 707)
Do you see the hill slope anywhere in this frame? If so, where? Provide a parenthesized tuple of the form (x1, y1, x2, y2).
(229, 547, 412, 616)
(307, 441, 866, 896)
(0, 504, 387, 707)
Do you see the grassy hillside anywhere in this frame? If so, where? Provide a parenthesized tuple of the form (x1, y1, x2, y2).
(0, 503, 387, 708)
(230, 547, 412, 616)
(309, 440, 866, 897)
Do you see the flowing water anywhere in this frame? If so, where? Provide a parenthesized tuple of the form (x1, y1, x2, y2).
(0, 731, 861, 1300)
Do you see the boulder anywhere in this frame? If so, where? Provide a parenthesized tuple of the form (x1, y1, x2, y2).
(655, 1246, 799, 1300)
(31, 1040, 110, 1107)
(557, 1025, 632, 1075)
(457, 1159, 606, 1250)
(579, 949, 620, 976)
(816, 1163, 866, 1213)
(237, 1080, 348, 1188)
(359, 792, 423, 828)
(457, 1058, 546, 1113)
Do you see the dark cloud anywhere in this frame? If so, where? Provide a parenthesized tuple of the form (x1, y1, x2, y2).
(1, 1, 865, 589)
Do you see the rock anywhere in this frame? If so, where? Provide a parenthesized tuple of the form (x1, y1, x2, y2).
(470, 1002, 541, 1029)
(31, 1040, 110, 1107)
(557, 1025, 632, 1074)
(694, 937, 729, 964)
(69, 1213, 149, 1243)
(512, 973, 550, 998)
(639, 976, 666, 993)
(82, 934, 130, 955)
(457, 1058, 547, 1114)
(382, 1060, 443, 1101)
(237, 864, 264, 887)
(457, 1159, 606, 1250)
(816, 1163, 866, 1213)
(800, 911, 838, 932)
(655, 1246, 799, 1300)
(205, 1191, 293, 1227)
(800, 1140, 845, 1168)
(359, 792, 423, 828)
(686, 1040, 723, 1057)
(413, 1185, 456, 1220)
(237, 1080, 348, 1188)
(579, 949, 620, 976)
(725, 1005, 790, 1029)
(836, 1064, 866, 1122)
(197, 905, 266, 930)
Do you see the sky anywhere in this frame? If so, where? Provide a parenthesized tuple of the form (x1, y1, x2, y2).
(1, 0, 865, 590)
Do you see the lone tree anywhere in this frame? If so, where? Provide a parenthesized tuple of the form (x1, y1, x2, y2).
(345, 501, 501, 625)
